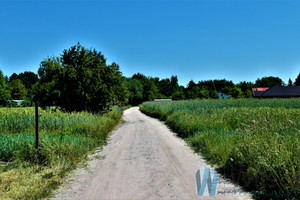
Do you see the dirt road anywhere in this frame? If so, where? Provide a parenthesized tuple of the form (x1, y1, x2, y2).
(52, 107, 252, 200)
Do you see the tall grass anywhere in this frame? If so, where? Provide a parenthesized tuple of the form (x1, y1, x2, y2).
(0, 107, 122, 199)
(140, 99, 300, 199)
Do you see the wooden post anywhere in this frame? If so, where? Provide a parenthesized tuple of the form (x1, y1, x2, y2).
(35, 97, 39, 149)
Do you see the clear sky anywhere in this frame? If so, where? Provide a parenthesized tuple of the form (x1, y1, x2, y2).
(0, 0, 299, 87)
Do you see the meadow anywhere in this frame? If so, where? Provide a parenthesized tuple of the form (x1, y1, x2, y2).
(0, 107, 122, 199)
(140, 98, 300, 199)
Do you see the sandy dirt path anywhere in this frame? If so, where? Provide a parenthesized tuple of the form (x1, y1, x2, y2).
(52, 107, 252, 200)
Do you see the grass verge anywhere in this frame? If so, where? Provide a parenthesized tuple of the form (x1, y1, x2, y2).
(140, 99, 300, 199)
(0, 107, 122, 199)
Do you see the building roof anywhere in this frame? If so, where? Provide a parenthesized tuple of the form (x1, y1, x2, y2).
(252, 87, 269, 91)
(253, 85, 300, 97)
(252, 91, 265, 97)
(154, 99, 172, 102)
(218, 92, 228, 99)
(9, 100, 25, 103)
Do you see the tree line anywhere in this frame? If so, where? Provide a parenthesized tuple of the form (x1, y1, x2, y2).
(0, 43, 300, 111)
(0, 71, 38, 106)
(126, 74, 300, 105)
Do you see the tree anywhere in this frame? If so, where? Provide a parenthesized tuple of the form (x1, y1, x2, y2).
(10, 79, 27, 100)
(132, 73, 159, 101)
(114, 73, 129, 106)
(38, 43, 128, 112)
(288, 78, 293, 86)
(37, 56, 63, 107)
(198, 80, 216, 91)
(7, 71, 39, 99)
(155, 77, 172, 97)
(186, 85, 200, 99)
(18, 71, 39, 90)
(185, 80, 198, 99)
(213, 79, 235, 92)
(9, 73, 19, 82)
(210, 90, 220, 99)
(230, 87, 242, 98)
(199, 87, 210, 98)
(154, 75, 179, 98)
(221, 87, 232, 96)
(295, 73, 300, 86)
(170, 75, 179, 96)
(185, 79, 236, 99)
(0, 69, 11, 105)
(172, 86, 185, 100)
(187, 80, 196, 90)
(127, 78, 144, 105)
(0, 87, 10, 105)
(238, 81, 254, 92)
(255, 76, 283, 87)
(197, 80, 222, 99)
(245, 89, 253, 98)
(237, 81, 254, 98)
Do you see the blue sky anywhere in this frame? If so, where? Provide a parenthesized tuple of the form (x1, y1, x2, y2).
(0, 0, 299, 86)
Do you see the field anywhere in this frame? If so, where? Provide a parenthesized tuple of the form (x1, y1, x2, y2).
(0, 107, 122, 199)
(140, 99, 300, 199)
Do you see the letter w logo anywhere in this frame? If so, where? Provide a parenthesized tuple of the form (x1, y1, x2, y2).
(196, 168, 218, 196)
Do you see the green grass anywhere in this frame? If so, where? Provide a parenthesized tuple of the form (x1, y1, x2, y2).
(140, 99, 300, 199)
(0, 107, 122, 199)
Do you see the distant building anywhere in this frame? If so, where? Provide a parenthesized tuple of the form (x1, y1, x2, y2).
(253, 85, 300, 98)
(252, 87, 270, 97)
(8, 100, 24, 104)
(154, 99, 172, 102)
(218, 92, 228, 99)
(6, 100, 25, 107)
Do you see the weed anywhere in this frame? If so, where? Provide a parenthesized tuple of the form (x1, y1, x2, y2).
(140, 99, 300, 199)
(0, 107, 122, 199)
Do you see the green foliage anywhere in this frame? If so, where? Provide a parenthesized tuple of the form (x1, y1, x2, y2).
(132, 73, 159, 101)
(255, 76, 283, 87)
(127, 78, 144, 105)
(9, 71, 38, 90)
(230, 87, 243, 98)
(37, 56, 62, 107)
(0, 88, 10, 105)
(295, 73, 300, 86)
(127, 74, 257, 101)
(172, 86, 185, 100)
(213, 79, 235, 91)
(154, 75, 179, 98)
(220, 86, 242, 98)
(199, 87, 211, 98)
(0, 69, 11, 105)
(238, 81, 254, 92)
(288, 78, 293, 86)
(37, 43, 128, 112)
(184, 79, 243, 99)
(244, 89, 253, 98)
(8, 73, 19, 82)
(0, 107, 122, 199)
(209, 90, 219, 99)
(10, 79, 27, 100)
(186, 85, 200, 99)
(140, 99, 300, 199)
